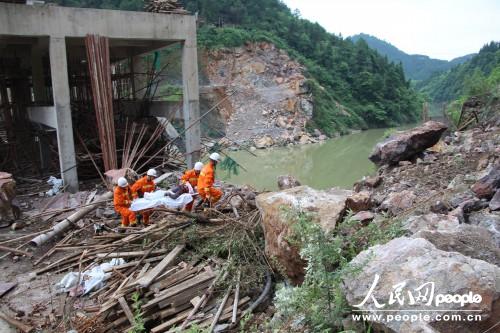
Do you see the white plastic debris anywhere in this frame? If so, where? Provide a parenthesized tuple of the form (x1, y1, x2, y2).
(55, 258, 125, 295)
(130, 189, 193, 212)
(46, 176, 64, 196)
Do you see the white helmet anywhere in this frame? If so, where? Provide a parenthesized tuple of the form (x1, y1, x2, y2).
(209, 152, 221, 162)
(147, 168, 157, 177)
(117, 177, 128, 188)
(194, 162, 203, 171)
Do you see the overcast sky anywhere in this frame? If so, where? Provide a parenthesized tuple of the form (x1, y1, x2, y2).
(281, 0, 500, 60)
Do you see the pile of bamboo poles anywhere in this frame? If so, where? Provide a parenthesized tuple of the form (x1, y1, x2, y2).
(85, 34, 118, 171)
(144, 0, 190, 14)
(26, 220, 250, 332)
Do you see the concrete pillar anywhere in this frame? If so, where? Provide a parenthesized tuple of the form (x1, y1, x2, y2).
(31, 42, 46, 104)
(49, 36, 79, 192)
(181, 32, 201, 168)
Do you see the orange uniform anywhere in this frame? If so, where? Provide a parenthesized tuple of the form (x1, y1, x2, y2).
(197, 162, 223, 205)
(131, 176, 156, 224)
(181, 169, 200, 188)
(113, 185, 136, 227)
(179, 169, 200, 211)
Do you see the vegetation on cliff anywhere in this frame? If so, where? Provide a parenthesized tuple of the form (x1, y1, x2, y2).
(418, 41, 500, 103)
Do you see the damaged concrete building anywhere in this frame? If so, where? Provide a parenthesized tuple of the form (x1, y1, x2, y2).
(0, 1, 201, 192)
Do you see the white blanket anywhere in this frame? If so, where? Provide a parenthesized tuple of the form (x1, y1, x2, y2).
(130, 190, 193, 211)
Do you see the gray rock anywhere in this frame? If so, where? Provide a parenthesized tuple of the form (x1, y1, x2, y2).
(344, 237, 500, 333)
(490, 190, 500, 211)
(380, 190, 416, 216)
(403, 213, 459, 234)
(369, 121, 447, 166)
(468, 211, 500, 247)
(414, 224, 500, 266)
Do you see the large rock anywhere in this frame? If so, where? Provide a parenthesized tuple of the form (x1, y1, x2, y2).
(344, 237, 500, 333)
(471, 166, 500, 199)
(414, 224, 500, 266)
(369, 121, 448, 166)
(346, 191, 373, 213)
(403, 213, 459, 234)
(468, 211, 500, 247)
(277, 175, 301, 190)
(256, 186, 353, 284)
(380, 190, 416, 215)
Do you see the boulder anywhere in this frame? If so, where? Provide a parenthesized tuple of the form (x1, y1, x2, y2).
(490, 190, 500, 211)
(277, 175, 301, 190)
(353, 175, 382, 192)
(344, 237, 500, 333)
(468, 211, 500, 247)
(256, 186, 353, 284)
(369, 121, 448, 166)
(254, 135, 274, 149)
(471, 166, 500, 199)
(402, 213, 459, 234)
(414, 224, 500, 266)
(380, 190, 416, 215)
(346, 191, 372, 213)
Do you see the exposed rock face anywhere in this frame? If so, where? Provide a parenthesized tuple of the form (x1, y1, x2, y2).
(203, 43, 315, 145)
(380, 190, 416, 215)
(277, 175, 301, 190)
(471, 166, 500, 199)
(343, 237, 500, 333)
(256, 186, 353, 284)
(369, 121, 448, 166)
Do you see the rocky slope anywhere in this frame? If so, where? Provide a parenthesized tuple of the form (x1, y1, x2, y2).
(256, 119, 500, 332)
(201, 42, 324, 147)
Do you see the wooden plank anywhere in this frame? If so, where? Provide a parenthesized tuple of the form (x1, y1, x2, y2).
(136, 245, 184, 288)
(0, 282, 17, 298)
(142, 271, 215, 310)
(96, 249, 168, 258)
(0, 310, 34, 333)
(118, 297, 135, 325)
(150, 308, 192, 333)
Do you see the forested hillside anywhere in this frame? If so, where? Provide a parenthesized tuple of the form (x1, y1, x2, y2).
(350, 33, 475, 81)
(53, 0, 422, 134)
(417, 42, 500, 103)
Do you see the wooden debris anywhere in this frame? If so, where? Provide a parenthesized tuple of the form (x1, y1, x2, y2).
(0, 310, 34, 333)
(136, 244, 184, 288)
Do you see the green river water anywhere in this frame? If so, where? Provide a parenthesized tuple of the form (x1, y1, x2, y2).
(219, 128, 396, 191)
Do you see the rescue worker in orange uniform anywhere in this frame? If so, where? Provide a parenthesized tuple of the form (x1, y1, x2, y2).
(114, 177, 136, 227)
(131, 168, 157, 225)
(166, 162, 203, 211)
(180, 162, 203, 211)
(197, 153, 223, 206)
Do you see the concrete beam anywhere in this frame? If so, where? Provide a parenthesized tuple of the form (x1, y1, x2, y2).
(27, 106, 57, 128)
(181, 30, 200, 167)
(0, 3, 196, 41)
(49, 36, 79, 192)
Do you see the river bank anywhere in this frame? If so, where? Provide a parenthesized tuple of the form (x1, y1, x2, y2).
(251, 119, 500, 332)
